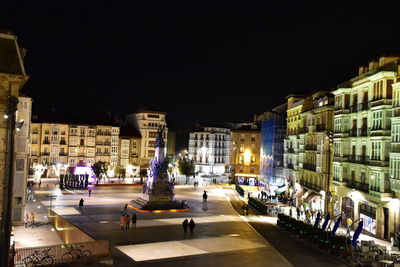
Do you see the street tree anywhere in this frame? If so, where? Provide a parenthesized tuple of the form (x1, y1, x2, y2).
(92, 161, 107, 178)
(178, 156, 195, 184)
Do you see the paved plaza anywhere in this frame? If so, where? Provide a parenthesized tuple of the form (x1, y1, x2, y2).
(16, 182, 350, 266)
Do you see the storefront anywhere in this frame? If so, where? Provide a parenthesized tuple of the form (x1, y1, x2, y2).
(341, 197, 354, 228)
(236, 174, 259, 186)
(359, 203, 376, 235)
(304, 192, 322, 212)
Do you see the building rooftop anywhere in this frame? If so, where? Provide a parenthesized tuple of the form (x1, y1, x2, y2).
(0, 32, 25, 75)
(135, 108, 167, 115)
(120, 125, 142, 138)
(32, 110, 120, 126)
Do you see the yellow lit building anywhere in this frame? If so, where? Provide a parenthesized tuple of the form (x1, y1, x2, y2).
(230, 124, 261, 185)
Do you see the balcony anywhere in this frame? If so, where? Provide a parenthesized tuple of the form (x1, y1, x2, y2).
(104, 142, 111, 146)
(334, 107, 349, 115)
(348, 155, 368, 164)
(333, 154, 348, 162)
(41, 152, 49, 156)
(60, 141, 66, 145)
(32, 131, 38, 134)
(349, 105, 357, 113)
(303, 163, 316, 171)
(358, 102, 368, 112)
(305, 145, 317, 151)
(348, 129, 357, 137)
(97, 132, 104, 136)
(316, 124, 326, 132)
(300, 180, 322, 192)
(59, 153, 67, 156)
(333, 176, 347, 186)
(286, 148, 295, 153)
(370, 127, 390, 137)
(357, 128, 368, 137)
(43, 141, 50, 144)
(394, 107, 400, 117)
(299, 127, 307, 134)
(370, 98, 392, 108)
(368, 157, 389, 167)
(286, 163, 294, 170)
(346, 179, 369, 193)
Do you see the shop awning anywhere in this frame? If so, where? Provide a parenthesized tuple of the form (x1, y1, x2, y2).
(304, 192, 320, 202)
(293, 188, 307, 198)
(274, 185, 288, 195)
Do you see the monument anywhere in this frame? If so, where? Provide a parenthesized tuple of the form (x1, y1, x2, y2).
(130, 126, 185, 210)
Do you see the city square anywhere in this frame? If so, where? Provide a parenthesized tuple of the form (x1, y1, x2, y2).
(3, 1, 400, 267)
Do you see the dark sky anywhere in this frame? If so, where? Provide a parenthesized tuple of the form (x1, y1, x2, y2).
(2, 1, 400, 127)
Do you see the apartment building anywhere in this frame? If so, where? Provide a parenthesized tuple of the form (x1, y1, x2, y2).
(332, 55, 400, 239)
(126, 110, 167, 167)
(230, 124, 260, 185)
(188, 126, 231, 174)
(119, 125, 142, 176)
(256, 103, 287, 189)
(13, 95, 32, 224)
(283, 92, 334, 213)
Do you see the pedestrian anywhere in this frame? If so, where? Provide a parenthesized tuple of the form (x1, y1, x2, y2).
(258, 193, 261, 199)
(189, 218, 196, 236)
(24, 213, 29, 228)
(248, 192, 251, 199)
(88, 188, 92, 197)
(289, 207, 293, 218)
(124, 203, 128, 212)
(305, 210, 311, 224)
(347, 217, 353, 234)
(79, 198, 84, 209)
(182, 219, 189, 236)
(245, 204, 249, 216)
(120, 215, 125, 230)
(241, 204, 246, 215)
(132, 213, 137, 228)
(125, 215, 130, 230)
(203, 191, 208, 202)
(296, 207, 300, 220)
(30, 212, 35, 228)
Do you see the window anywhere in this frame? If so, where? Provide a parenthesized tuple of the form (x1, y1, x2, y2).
(251, 135, 256, 142)
(80, 139, 85, 146)
(372, 110, 382, 130)
(371, 141, 382, 160)
(239, 146, 244, 152)
(392, 122, 400, 142)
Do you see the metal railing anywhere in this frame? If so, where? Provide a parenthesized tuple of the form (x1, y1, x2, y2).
(346, 179, 369, 193)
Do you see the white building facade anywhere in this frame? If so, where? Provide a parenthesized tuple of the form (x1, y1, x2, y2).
(188, 127, 231, 174)
(126, 110, 167, 168)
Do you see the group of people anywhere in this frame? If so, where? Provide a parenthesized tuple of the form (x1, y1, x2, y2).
(24, 212, 35, 228)
(120, 204, 137, 230)
(182, 219, 196, 236)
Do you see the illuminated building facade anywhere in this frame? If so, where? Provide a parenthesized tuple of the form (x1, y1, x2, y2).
(13, 95, 32, 224)
(256, 103, 287, 188)
(297, 91, 334, 213)
(126, 110, 167, 168)
(0, 31, 29, 262)
(119, 125, 142, 176)
(188, 126, 231, 174)
(332, 55, 400, 239)
(230, 124, 260, 185)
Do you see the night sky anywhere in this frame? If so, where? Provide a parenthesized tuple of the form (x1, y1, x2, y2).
(2, 1, 400, 127)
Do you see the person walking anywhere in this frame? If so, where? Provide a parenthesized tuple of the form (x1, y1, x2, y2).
(120, 215, 125, 230)
(296, 207, 300, 220)
(182, 219, 189, 236)
(88, 188, 92, 197)
(245, 204, 249, 216)
(125, 215, 130, 230)
(189, 219, 196, 236)
(203, 191, 208, 202)
(132, 213, 137, 228)
(30, 212, 35, 228)
(24, 213, 29, 228)
(79, 198, 84, 210)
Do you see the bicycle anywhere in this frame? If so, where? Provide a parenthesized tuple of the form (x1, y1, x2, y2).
(22, 248, 55, 266)
(62, 245, 92, 263)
